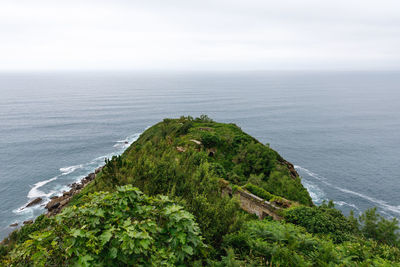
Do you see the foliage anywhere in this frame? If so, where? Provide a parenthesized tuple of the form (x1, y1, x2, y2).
(102, 155, 125, 187)
(284, 204, 356, 243)
(195, 114, 214, 123)
(85, 117, 311, 249)
(1, 186, 204, 266)
(285, 203, 400, 248)
(223, 219, 400, 266)
(262, 170, 312, 205)
(244, 183, 274, 201)
(176, 121, 193, 136)
(4, 214, 52, 246)
(359, 207, 400, 246)
(201, 132, 221, 148)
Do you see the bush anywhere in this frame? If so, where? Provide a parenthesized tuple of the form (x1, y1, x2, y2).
(1, 186, 204, 266)
(244, 183, 273, 201)
(195, 115, 214, 123)
(201, 132, 220, 148)
(176, 121, 193, 136)
(210, 162, 227, 178)
(263, 170, 313, 206)
(359, 207, 400, 246)
(224, 220, 400, 266)
(284, 205, 356, 243)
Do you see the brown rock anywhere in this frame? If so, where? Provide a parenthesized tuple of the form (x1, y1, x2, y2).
(9, 223, 18, 227)
(281, 160, 299, 179)
(60, 198, 70, 207)
(87, 173, 95, 181)
(46, 198, 61, 211)
(23, 220, 33, 225)
(26, 197, 42, 207)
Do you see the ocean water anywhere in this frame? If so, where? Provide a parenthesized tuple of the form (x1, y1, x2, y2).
(0, 71, 399, 239)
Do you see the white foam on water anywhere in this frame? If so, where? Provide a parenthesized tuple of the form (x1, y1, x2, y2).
(113, 143, 124, 148)
(294, 165, 328, 182)
(13, 200, 46, 214)
(113, 132, 142, 149)
(60, 164, 83, 175)
(301, 179, 325, 204)
(295, 165, 400, 216)
(27, 177, 58, 199)
(334, 186, 400, 215)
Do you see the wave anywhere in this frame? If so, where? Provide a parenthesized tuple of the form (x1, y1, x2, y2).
(294, 165, 327, 182)
(59, 164, 83, 175)
(301, 179, 325, 204)
(334, 186, 400, 215)
(295, 165, 400, 216)
(27, 177, 58, 199)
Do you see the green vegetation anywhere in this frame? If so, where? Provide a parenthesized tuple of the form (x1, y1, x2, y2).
(244, 183, 274, 201)
(285, 202, 357, 243)
(224, 219, 400, 266)
(1, 116, 400, 266)
(359, 207, 400, 247)
(1, 186, 204, 266)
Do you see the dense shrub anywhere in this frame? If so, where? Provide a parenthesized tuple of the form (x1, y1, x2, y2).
(244, 183, 273, 201)
(223, 220, 400, 266)
(1, 186, 204, 266)
(201, 132, 220, 148)
(263, 170, 313, 206)
(209, 162, 227, 178)
(232, 142, 275, 177)
(176, 121, 193, 136)
(359, 207, 400, 246)
(284, 205, 356, 243)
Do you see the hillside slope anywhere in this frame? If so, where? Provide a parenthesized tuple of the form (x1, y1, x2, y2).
(90, 115, 312, 204)
(1, 116, 399, 266)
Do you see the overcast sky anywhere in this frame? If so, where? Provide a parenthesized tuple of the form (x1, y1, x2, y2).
(1, 0, 400, 71)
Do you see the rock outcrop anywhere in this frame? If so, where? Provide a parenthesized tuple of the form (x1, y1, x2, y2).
(281, 159, 299, 179)
(26, 197, 42, 207)
(45, 169, 99, 216)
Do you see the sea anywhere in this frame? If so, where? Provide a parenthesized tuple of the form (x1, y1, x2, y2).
(0, 71, 399, 239)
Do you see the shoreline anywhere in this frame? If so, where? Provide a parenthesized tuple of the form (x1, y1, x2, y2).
(7, 165, 104, 230)
(44, 165, 103, 216)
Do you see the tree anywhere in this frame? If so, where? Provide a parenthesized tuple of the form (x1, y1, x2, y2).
(359, 207, 400, 246)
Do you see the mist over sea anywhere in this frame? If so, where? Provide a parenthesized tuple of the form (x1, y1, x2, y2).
(0, 71, 399, 239)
